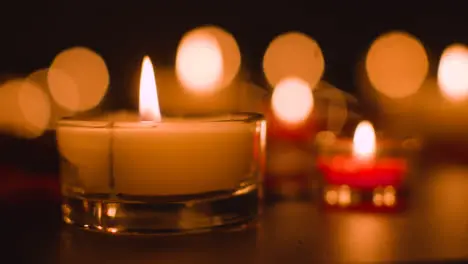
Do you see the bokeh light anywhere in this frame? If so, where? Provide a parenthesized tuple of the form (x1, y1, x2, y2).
(383, 186, 396, 206)
(18, 80, 51, 134)
(48, 47, 109, 112)
(263, 31, 324, 89)
(176, 26, 241, 94)
(437, 44, 468, 102)
(338, 185, 352, 206)
(27, 68, 73, 128)
(271, 77, 314, 125)
(366, 31, 428, 99)
(0, 79, 50, 138)
(325, 189, 338, 205)
(47, 68, 80, 112)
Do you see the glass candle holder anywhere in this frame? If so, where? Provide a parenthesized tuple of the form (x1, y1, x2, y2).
(57, 112, 266, 235)
(314, 131, 420, 211)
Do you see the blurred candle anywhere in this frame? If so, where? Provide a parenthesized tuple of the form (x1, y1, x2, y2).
(438, 44, 468, 102)
(408, 44, 468, 161)
(428, 44, 468, 138)
(359, 31, 429, 139)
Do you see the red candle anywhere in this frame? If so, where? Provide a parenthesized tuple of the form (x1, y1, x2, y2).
(266, 107, 316, 141)
(318, 155, 407, 190)
(317, 121, 409, 209)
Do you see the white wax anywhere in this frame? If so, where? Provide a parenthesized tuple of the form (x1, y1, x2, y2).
(57, 121, 111, 193)
(57, 114, 260, 196)
(113, 121, 255, 195)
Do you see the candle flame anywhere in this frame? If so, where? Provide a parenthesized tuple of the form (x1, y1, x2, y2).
(438, 44, 468, 102)
(353, 121, 376, 159)
(271, 77, 314, 125)
(139, 56, 161, 122)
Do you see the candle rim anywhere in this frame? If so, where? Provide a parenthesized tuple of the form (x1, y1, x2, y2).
(58, 112, 264, 128)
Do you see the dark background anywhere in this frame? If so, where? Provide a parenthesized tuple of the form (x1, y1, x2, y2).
(2, 3, 468, 263)
(2, 2, 467, 173)
(1, 2, 467, 109)
(0, 2, 467, 172)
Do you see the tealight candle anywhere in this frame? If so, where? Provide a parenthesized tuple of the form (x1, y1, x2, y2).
(316, 121, 416, 211)
(57, 56, 266, 234)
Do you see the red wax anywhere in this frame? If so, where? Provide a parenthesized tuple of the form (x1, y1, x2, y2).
(317, 155, 407, 189)
(265, 105, 317, 141)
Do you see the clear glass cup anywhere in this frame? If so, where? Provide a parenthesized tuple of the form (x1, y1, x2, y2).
(57, 112, 266, 234)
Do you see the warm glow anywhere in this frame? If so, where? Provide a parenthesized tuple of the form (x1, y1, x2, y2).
(176, 26, 240, 94)
(373, 187, 384, 206)
(48, 47, 109, 112)
(383, 186, 396, 206)
(438, 44, 468, 102)
(366, 31, 428, 99)
(0, 79, 50, 138)
(106, 203, 118, 218)
(316, 131, 337, 145)
(107, 228, 118, 233)
(176, 31, 223, 93)
(353, 121, 376, 159)
(27, 68, 73, 129)
(263, 31, 324, 89)
(373, 193, 383, 207)
(139, 56, 161, 122)
(18, 80, 51, 134)
(325, 189, 338, 205)
(271, 77, 314, 125)
(260, 120, 267, 152)
(338, 185, 351, 206)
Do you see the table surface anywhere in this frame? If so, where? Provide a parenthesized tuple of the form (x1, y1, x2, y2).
(3, 164, 468, 264)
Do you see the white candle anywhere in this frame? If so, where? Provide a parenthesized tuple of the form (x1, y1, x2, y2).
(112, 120, 255, 195)
(58, 56, 264, 196)
(58, 121, 111, 193)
